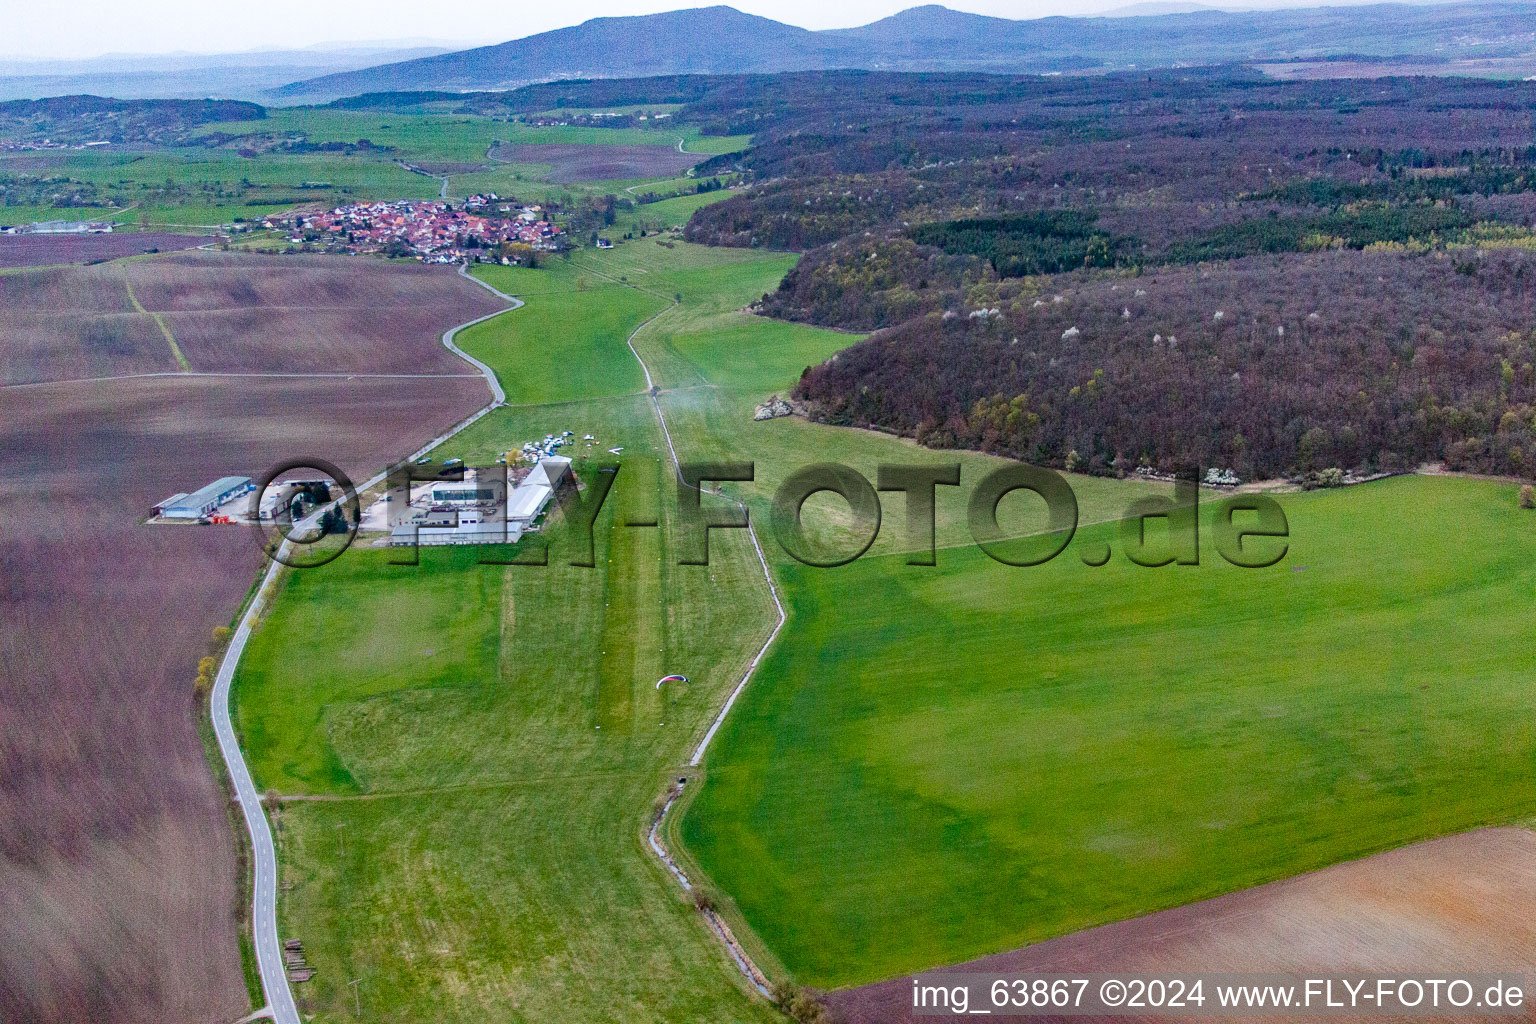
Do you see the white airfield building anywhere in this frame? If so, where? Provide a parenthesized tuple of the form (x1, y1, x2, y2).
(389, 457, 569, 548)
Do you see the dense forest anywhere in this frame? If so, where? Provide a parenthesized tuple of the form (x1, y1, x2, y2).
(794, 249, 1536, 480)
(628, 70, 1536, 481)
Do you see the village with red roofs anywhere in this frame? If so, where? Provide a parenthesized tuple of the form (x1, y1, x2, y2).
(261, 195, 564, 264)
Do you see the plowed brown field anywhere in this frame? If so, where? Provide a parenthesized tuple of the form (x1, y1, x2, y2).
(830, 827, 1536, 1024)
(490, 142, 700, 182)
(0, 250, 502, 1023)
(2, 251, 504, 384)
(0, 232, 207, 268)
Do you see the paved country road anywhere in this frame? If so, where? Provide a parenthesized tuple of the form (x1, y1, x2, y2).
(209, 266, 520, 1023)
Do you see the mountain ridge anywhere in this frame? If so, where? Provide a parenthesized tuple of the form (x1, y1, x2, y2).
(274, 2, 1536, 101)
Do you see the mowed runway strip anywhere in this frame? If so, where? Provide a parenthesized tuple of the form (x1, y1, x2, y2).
(224, 239, 820, 1023)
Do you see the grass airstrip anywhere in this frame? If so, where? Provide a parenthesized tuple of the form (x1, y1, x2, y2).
(232, 207, 1536, 1022)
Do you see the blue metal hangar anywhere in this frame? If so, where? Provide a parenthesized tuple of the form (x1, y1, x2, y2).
(155, 476, 254, 519)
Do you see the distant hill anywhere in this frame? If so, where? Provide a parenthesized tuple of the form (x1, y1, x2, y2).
(1098, 2, 1222, 15)
(275, 8, 861, 102)
(825, 4, 1024, 44)
(0, 96, 264, 145)
(0, 45, 458, 103)
(275, 2, 1536, 102)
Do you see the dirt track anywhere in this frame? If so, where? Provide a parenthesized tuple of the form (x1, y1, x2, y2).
(830, 827, 1536, 1024)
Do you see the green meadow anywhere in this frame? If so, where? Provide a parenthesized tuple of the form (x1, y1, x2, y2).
(454, 282, 664, 406)
(233, 413, 781, 1023)
(194, 107, 748, 162)
(680, 474, 1536, 987)
(231, 230, 832, 1022)
(0, 147, 438, 228)
(4, 109, 748, 230)
(230, 216, 1536, 1022)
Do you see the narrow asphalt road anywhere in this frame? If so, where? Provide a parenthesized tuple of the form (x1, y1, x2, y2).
(210, 265, 521, 1024)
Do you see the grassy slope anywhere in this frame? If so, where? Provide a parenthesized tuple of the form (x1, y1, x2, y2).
(557, 247, 1536, 994)
(235, 515, 781, 1022)
(453, 281, 663, 406)
(193, 109, 749, 162)
(681, 474, 1536, 988)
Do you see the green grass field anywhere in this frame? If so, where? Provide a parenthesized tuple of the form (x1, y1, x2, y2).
(230, 219, 1536, 1021)
(680, 474, 1536, 987)
(3, 110, 750, 230)
(193, 108, 749, 162)
(231, 234, 832, 1023)
(234, 422, 782, 1022)
(454, 282, 664, 406)
(1, 147, 438, 229)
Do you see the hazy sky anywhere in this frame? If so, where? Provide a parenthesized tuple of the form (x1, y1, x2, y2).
(10, 0, 1141, 60)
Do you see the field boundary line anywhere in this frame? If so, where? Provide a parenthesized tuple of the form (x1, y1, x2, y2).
(612, 277, 784, 999)
(211, 266, 521, 1024)
(122, 272, 191, 371)
(2, 371, 486, 390)
(274, 766, 660, 802)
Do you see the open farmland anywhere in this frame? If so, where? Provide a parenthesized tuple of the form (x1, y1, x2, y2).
(489, 142, 701, 183)
(0, 103, 749, 231)
(227, 231, 851, 1023)
(831, 826, 1536, 1023)
(0, 251, 503, 384)
(226, 230, 1180, 1022)
(221, 216, 1536, 1022)
(679, 473, 1536, 988)
(0, 374, 488, 1024)
(0, 251, 502, 1024)
(190, 107, 735, 163)
(231, 405, 782, 1023)
(0, 232, 207, 268)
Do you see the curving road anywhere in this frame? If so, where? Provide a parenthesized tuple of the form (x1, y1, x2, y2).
(209, 264, 521, 1023)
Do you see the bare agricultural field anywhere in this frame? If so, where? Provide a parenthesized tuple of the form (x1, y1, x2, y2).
(3, 312, 176, 381)
(0, 251, 505, 383)
(1258, 58, 1536, 80)
(0, 373, 486, 1024)
(0, 232, 207, 268)
(830, 827, 1536, 1024)
(490, 142, 701, 182)
(0, 249, 502, 1022)
(161, 306, 493, 374)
